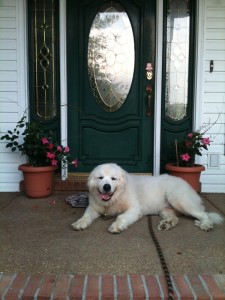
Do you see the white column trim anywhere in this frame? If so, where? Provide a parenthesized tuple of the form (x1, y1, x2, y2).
(193, 0, 205, 131)
(193, 0, 206, 166)
(17, 0, 29, 166)
(59, 0, 68, 179)
(153, 0, 163, 175)
(17, 0, 29, 118)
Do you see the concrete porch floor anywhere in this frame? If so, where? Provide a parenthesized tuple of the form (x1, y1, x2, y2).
(0, 191, 225, 299)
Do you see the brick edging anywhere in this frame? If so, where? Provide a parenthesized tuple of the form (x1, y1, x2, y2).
(0, 273, 224, 299)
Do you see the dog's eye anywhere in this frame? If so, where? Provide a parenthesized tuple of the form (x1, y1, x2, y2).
(111, 177, 117, 180)
(98, 176, 103, 180)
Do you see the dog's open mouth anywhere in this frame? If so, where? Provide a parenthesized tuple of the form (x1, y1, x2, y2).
(99, 191, 114, 201)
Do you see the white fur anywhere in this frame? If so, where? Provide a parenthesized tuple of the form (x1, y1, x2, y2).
(71, 163, 224, 233)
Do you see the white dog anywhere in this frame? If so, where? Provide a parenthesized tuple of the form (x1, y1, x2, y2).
(71, 163, 223, 233)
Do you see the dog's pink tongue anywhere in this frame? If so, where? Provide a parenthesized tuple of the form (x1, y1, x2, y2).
(100, 193, 111, 201)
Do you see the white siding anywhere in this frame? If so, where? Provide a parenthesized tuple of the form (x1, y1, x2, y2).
(0, 0, 27, 191)
(199, 0, 225, 192)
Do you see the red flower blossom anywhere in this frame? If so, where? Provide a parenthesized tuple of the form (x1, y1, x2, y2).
(42, 137, 48, 144)
(51, 159, 58, 166)
(47, 152, 55, 160)
(47, 143, 54, 150)
(187, 133, 193, 139)
(64, 146, 70, 153)
(180, 153, 190, 162)
(72, 158, 78, 168)
(202, 137, 210, 145)
(185, 141, 192, 147)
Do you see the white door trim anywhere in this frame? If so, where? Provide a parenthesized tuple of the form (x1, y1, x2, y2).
(153, 0, 163, 175)
(193, 0, 205, 131)
(59, 0, 68, 179)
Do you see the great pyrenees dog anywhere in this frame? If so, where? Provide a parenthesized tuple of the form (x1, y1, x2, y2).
(71, 163, 223, 233)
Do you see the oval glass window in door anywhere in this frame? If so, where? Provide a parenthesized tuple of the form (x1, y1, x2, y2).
(87, 1, 135, 112)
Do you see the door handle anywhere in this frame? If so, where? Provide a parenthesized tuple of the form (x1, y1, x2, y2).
(145, 84, 152, 117)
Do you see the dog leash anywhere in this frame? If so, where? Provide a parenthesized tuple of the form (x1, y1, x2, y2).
(148, 216, 175, 300)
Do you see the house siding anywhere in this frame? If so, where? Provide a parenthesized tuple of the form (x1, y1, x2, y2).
(0, 0, 24, 191)
(199, 0, 225, 192)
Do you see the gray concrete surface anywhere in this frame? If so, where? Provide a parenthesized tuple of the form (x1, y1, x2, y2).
(0, 192, 225, 275)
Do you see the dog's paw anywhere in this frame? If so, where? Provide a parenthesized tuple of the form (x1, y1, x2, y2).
(108, 220, 127, 234)
(71, 218, 89, 231)
(194, 220, 213, 231)
(158, 217, 179, 231)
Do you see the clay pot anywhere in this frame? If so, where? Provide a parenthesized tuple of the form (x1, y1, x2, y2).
(18, 164, 57, 198)
(165, 163, 205, 193)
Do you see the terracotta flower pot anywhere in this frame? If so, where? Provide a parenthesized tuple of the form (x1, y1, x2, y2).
(18, 164, 57, 198)
(165, 163, 205, 193)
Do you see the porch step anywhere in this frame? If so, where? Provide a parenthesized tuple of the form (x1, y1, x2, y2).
(53, 173, 88, 191)
(0, 273, 224, 299)
(21, 172, 153, 192)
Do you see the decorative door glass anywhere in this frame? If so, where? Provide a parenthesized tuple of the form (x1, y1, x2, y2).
(87, 1, 135, 112)
(30, 0, 58, 120)
(165, 0, 191, 121)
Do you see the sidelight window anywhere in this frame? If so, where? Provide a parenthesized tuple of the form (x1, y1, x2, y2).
(28, 0, 59, 121)
(164, 0, 192, 121)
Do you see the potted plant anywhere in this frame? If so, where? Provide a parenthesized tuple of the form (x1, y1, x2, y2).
(1, 114, 78, 198)
(165, 130, 211, 192)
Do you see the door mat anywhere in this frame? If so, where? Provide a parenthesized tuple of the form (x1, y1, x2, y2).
(65, 192, 89, 207)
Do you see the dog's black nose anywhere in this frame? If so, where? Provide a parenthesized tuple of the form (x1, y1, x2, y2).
(103, 184, 111, 192)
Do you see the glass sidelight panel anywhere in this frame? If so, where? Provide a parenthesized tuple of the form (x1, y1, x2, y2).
(87, 1, 135, 112)
(29, 0, 59, 120)
(160, 0, 195, 173)
(165, 0, 191, 121)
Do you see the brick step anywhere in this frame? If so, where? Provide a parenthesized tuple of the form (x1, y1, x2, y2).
(53, 173, 88, 191)
(0, 273, 224, 299)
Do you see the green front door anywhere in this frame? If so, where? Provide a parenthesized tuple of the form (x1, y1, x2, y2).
(67, 0, 156, 173)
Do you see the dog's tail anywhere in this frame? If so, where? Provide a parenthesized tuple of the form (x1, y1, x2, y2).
(208, 212, 224, 224)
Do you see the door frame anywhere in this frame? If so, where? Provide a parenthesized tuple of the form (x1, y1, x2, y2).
(59, 0, 163, 176)
(19, 0, 202, 178)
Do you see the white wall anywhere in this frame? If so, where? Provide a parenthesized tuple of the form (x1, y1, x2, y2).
(0, 0, 27, 191)
(199, 0, 225, 192)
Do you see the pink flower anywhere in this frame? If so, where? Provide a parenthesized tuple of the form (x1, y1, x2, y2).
(64, 146, 70, 153)
(72, 158, 78, 168)
(202, 137, 210, 145)
(187, 133, 193, 139)
(42, 137, 48, 144)
(180, 153, 190, 161)
(185, 141, 192, 147)
(47, 152, 55, 160)
(57, 145, 62, 152)
(47, 143, 54, 150)
(51, 159, 58, 166)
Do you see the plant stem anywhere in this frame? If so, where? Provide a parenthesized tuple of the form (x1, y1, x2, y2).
(175, 139, 179, 166)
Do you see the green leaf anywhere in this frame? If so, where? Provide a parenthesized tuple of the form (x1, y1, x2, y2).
(11, 135, 18, 141)
(6, 143, 13, 148)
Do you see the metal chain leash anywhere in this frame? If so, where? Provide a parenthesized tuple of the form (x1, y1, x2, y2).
(148, 216, 175, 300)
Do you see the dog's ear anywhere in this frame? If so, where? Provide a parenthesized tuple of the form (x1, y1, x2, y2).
(87, 170, 95, 190)
(118, 166, 127, 186)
